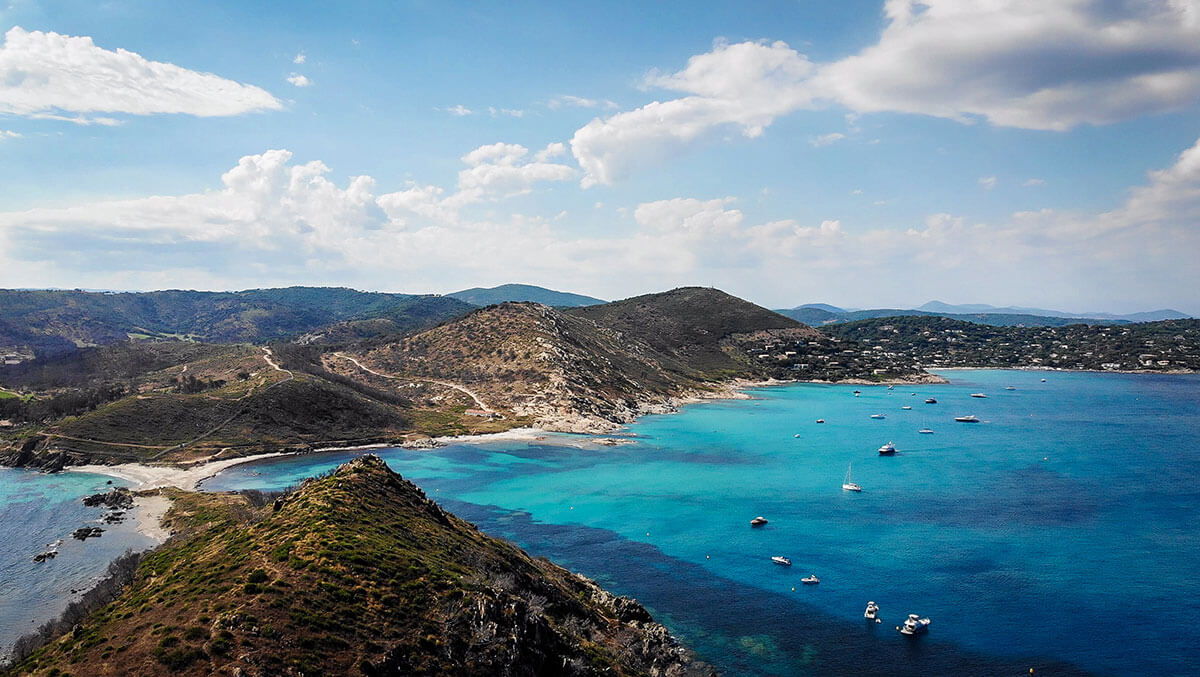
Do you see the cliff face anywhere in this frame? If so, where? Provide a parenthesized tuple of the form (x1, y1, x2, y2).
(8, 456, 710, 677)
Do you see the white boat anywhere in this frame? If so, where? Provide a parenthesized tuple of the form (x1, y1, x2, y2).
(750, 516, 768, 527)
(899, 613, 931, 635)
(864, 601, 880, 621)
(801, 574, 820, 585)
(954, 415, 980, 423)
(870, 413, 886, 419)
(970, 393, 987, 398)
(918, 428, 934, 434)
(901, 405, 912, 410)
(771, 556, 792, 566)
(1005, 386, 1016, 391)
(878, 441, 896, 455)
(842, 464, 862, 492)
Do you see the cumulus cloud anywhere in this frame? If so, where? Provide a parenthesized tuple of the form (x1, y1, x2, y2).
(286, 73, 311, 87)
(570, 39, 816, 186)
(0, 129, 20, 140)
(814, 0, 1200, 131)
(979, 176, 997, 190)
(440, 104, 472, 116)
(452, 142, 576, 204)
(0, 26, 281, 120)
(810, 132, 845, 147)
(293, 52, 306, 64)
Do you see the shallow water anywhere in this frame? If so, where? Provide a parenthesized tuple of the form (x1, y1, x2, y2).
(12, 369, 1198, 675)
(0, 469, 155, 656)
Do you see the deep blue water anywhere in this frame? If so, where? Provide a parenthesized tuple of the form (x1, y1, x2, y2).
(0, 469, 154, 657)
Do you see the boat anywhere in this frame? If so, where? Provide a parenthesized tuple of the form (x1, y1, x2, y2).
(925, 398, 937, 404)
(771, 556, 792, 566)
(815, 419, 825, 424)
(888, 385, 894, 390)
(853, 390, 861, 397)
(954, 415, 980, 423)
(971, 393, 987, 398)
(1005, 386, 1016, 391)
(842, 464, 862, 492)
(1041, 378, 1047, 382)
(918, 428, 934, 434)
(751, 516, 768, 527)
(901, 405, 912, 410)
(899, 613, 931, 635)
(870, 413, 886, 419)
(878, 441, 896, 455)
(794, 433, 801, 438)
(801, 574, 820, 584)
(864, 601, 880, 621)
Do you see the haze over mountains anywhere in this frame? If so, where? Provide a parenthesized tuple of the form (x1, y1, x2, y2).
(776, 301, 1190, 328)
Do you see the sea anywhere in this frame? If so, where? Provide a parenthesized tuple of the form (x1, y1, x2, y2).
(4, 369, 1199, 675)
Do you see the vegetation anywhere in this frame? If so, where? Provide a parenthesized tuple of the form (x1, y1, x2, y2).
(775, 305, 1136, 328)
(5, 456, 707, 676)
(447, 283, 606, 308)
(823, 316, 1200, 371)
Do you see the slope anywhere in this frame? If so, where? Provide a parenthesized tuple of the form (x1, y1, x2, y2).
(447, 284, 606, 308)
(6, 455, 707, 677)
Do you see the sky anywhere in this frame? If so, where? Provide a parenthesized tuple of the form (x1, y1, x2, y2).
(0, 0, 1198, 315)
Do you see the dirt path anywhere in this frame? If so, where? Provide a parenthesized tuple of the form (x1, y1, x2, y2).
(332, 353, 494, 412)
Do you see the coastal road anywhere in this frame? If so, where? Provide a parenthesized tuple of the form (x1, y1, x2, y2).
(332, 353, 494, 413)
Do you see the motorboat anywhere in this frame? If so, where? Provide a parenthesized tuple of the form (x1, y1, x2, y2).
(901, 405, 912, 410)
(864, 601, 880, 621)
(853, 390, 861, 397)
(971, 393, 987, 398)
(899, 613, 931, 635)
(1005, 386, 1016, 391)
(771, 556, 792, 566)
(918, 428, 934, 434)
(815, 419, 825, 424)
(925, 398, 937, 404)
(954, 415, 980, 423)
(801, 574, 820, 585)
(870, 413, 886, 419)
(1041, 378, 1047, 382)
(878, 441, 896, 455)
(842, 464, 862, 492)
(751, 516, 768, 527)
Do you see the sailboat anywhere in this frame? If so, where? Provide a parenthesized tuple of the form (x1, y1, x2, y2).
(842, 463, 862, 492)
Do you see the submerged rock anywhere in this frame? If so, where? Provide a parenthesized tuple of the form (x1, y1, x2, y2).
(71, 526, 104, 541)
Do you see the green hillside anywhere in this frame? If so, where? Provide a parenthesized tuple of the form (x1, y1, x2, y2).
(447, 284, 605, 308)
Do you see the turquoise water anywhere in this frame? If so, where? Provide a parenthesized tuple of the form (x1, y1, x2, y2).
(8, 369, 1195, 674)
(0, 469, 155, 656)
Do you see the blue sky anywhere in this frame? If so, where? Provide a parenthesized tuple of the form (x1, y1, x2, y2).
(1, 0, 1198, 314)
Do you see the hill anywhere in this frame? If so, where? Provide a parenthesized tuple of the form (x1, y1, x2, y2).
(775, 306, 1130, 328)
(917, 300, 1190, 322)
(0, 288, 473, 355)
(447, 284, 606, 308)
(821, 316, 1200, 372)
(5, 455, 708, 676)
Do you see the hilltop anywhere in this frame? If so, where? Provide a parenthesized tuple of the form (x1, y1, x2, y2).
(5, 455, 708, 676)
(447, 284, 605, 308)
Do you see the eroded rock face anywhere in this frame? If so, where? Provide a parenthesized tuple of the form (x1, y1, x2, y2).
(82, 487, 134, 510)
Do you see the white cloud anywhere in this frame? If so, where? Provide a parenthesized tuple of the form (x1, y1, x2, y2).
(293, 52, 306, 65)
(286, 73, 311, 87)
(1023, 178, 1046, 187)
(979, 175, 998, 190)
(814, 0, 1200, 131)
(441, 104, 472, 116)
(453, 142, 575, 204)
(810, 132, 846, 147)
(487, 106, 524, 118)
(533, 142, 567, 162)
(0, 26, 281, 120)
(548, 95, 618, 110)
(851, 188, 865, 195)
(570, 39, 816, 187)
(0, 129, 20, 139)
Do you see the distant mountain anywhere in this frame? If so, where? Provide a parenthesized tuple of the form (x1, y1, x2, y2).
(798, 302, 847, 313)
(0, 287, 474, 354)
(7, 455, 707, 675)
(775, 303, 1171, 328)
(447, 284, 605, 307)
(917, 300, 1190, 323)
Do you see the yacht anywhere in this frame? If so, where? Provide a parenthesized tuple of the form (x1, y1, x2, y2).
(771, 556, 792, 566)
(870, 413, 886, 419)
(842, 464, 862, 492)
(925, 398, 937, 404)
(899, 613, 931, 635)
(750, 516, 769, 527)
(971, 393, 987, 398)
(878, 441, 897, 455)
(864, 601, 880, 621)
(954, 415, 980, 423)
(918, 428, 934, 434)
(801, 574, 820, 585)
